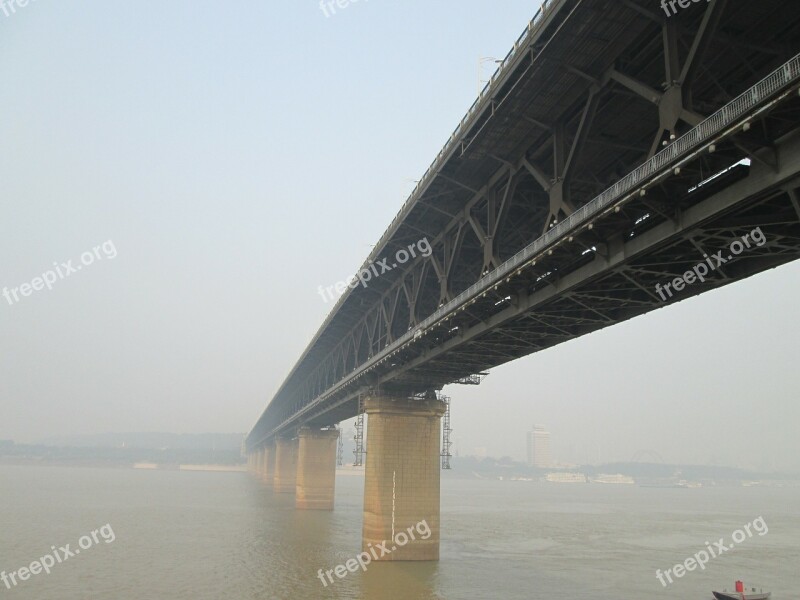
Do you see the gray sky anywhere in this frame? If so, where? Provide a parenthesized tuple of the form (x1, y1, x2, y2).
(1, 1, 798, 472)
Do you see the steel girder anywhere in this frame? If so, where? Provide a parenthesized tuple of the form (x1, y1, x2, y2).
(246, 0, 800, 450)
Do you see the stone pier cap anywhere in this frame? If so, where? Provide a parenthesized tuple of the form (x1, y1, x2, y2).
(363, 395, 446, 417)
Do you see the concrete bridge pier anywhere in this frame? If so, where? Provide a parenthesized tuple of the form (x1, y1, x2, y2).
(362, 395, 446, 561)
(253, 453, 260, 474)
(296, 427, 339, 510)
(273, 437, 298, 494)
(253, 450, 262, 477)
(261, 442, 275, 486)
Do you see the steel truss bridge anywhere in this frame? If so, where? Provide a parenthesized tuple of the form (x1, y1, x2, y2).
(247, 0, 800, 450)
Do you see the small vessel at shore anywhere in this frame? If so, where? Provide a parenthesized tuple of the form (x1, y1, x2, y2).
(713, 580, 770, 599)
(589, 473, 635, 484)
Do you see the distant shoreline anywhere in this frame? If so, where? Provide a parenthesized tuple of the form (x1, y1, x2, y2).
(0, 458, 246, 471)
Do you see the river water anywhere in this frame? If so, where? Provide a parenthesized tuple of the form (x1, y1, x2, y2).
(0, 465, 796, 599)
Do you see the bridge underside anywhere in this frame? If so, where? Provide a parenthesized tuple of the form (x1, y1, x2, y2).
(248, 0, 800, 448)
(306, 131, 800, 427)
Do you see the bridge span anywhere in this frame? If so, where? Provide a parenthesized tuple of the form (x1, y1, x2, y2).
(246, 0, 800, 560)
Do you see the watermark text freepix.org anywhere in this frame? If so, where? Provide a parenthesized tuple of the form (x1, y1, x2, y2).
(655, 516, 768, 587)
(1, 523, 116, 590)
(317, 519, 431, 586)
(319, 0, 367, 18)
(3, 239, 117, 307)
(317, 237, 431, 303)
(1, 0, 38, 18)
(661, 0, 711, 18)
(655, 227, 765, 301)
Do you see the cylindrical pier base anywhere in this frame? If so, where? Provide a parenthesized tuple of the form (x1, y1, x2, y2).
(273, 437, 298, 494)
(296, 428, 339, 510)
(362, 395, 446, 561)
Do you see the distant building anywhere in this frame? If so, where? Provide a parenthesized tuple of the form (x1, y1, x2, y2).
(473, 447, 487, 458)
(526, 425, 552, 468)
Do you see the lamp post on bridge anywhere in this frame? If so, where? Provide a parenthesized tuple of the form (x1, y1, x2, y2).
(478, 56, 502, 95)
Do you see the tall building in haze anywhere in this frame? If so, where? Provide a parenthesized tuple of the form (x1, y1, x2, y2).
(526, 425, 552, 468)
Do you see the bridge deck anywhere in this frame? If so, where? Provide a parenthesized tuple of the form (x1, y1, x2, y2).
(247, 0, 800, 449)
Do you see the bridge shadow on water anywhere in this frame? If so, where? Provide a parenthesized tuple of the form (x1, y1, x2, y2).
(246, 476, 442, 599)
(361, 562, 441, 600)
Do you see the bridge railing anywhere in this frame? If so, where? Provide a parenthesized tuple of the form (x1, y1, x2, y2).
(257, 52, 800, 444)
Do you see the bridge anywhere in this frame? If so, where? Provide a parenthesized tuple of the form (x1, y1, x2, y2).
(245, 0, 800, 560)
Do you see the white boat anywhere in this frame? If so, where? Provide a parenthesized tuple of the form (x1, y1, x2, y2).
(713, 580, 770, 599)
(545, 472, 587, 483)
(590, 473, 635, 484)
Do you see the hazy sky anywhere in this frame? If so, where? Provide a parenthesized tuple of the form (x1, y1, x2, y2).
(1, 1, 798, 472)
